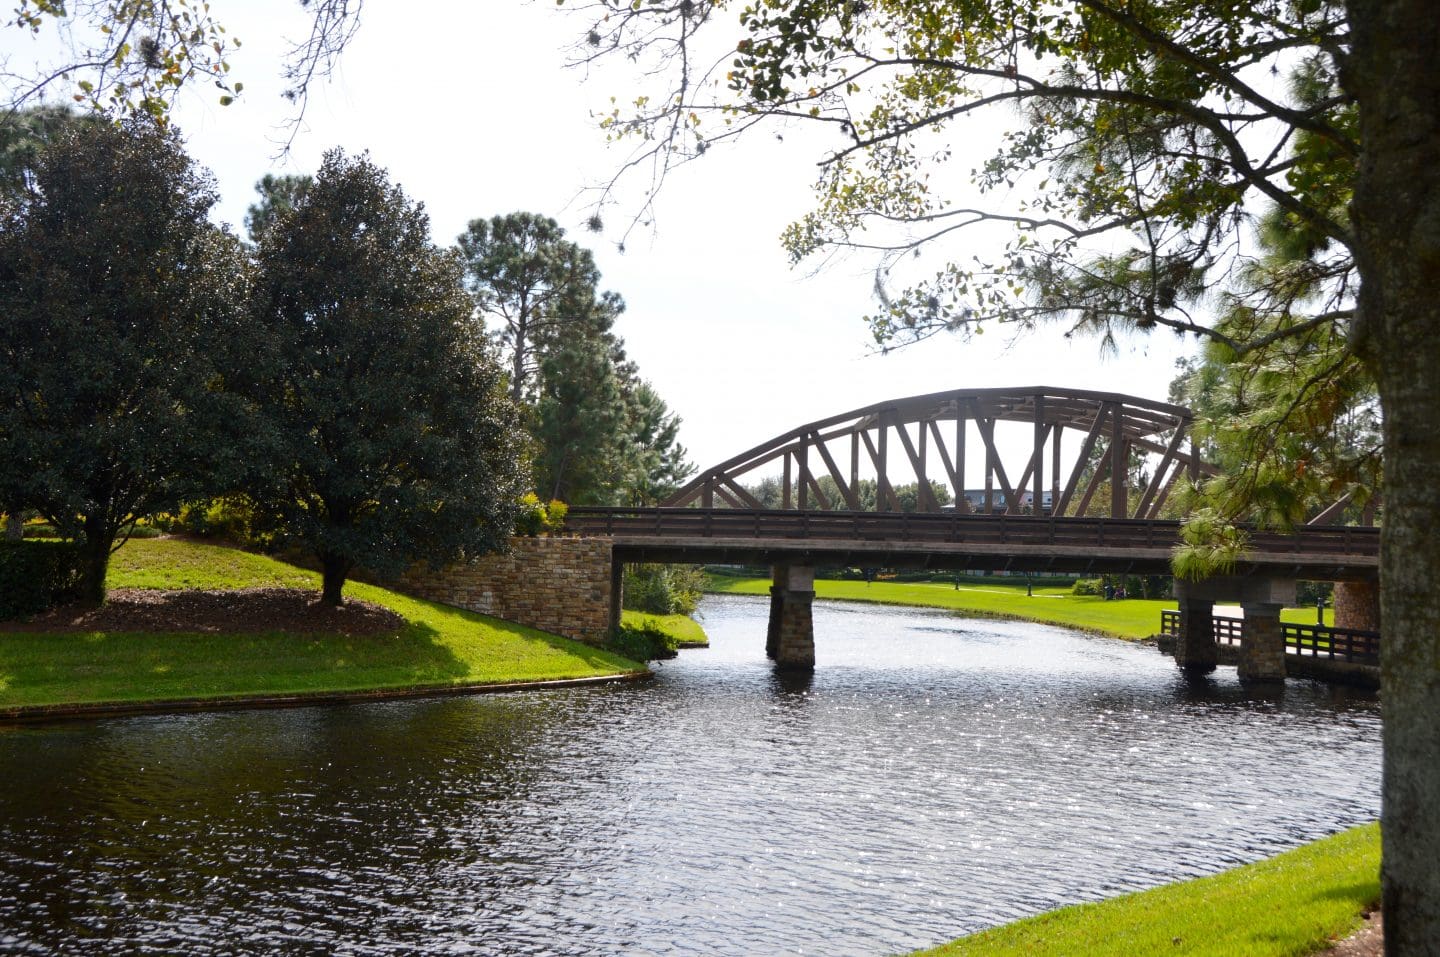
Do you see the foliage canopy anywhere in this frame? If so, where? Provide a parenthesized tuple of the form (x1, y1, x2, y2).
(0, 116, 249, 604)
(247, 149, 529, 605)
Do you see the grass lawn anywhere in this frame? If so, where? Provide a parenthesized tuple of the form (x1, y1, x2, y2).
(107, 537, 319, 590)
(620, 609, 709, 647)
(913, 822, 1380, 956)
(704, 575, 1332, 640)
(0, 538, 645, 713)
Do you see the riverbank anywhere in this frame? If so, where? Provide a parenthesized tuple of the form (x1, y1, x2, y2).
(705, 574, 1328, 641)
(621, 609, 709, 647)
(0, 538, 647, 720)
(914, 822, 1380, 956)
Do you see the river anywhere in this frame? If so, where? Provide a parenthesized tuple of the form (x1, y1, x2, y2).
(0, 595, 1381, 955)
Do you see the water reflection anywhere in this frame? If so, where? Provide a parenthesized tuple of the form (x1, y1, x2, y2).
(0, 594, 1380, 956)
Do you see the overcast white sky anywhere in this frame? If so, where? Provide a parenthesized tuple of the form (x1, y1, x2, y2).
(5, 1, 1197, 478)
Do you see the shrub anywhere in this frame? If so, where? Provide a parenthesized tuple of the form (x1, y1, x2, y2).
(514, 493, 569, 536)
(0, 540, 83, 619)
(606, 620, 679, 661)
(1298, 580, 1335, 606)
(156, 497, 272, 547)
(1072, 578, 1104, 596)
(623, 563, 704, 616)
(1129, 574, 1172, 600)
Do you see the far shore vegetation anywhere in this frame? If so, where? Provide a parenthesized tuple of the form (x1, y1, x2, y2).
(913, 822, 1380, 957)
(0, 538, 645, 715)
(703, 571, 1332, 641)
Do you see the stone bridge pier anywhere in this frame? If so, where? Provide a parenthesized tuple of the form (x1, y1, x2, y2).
(1173, 575, 1297, 683)
(766, 565, 816, 671)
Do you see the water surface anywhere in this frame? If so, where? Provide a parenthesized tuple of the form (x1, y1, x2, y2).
(0, 595, 1381, 955)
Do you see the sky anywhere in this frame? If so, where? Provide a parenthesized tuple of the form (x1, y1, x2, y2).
(4, 1, 1197, 481)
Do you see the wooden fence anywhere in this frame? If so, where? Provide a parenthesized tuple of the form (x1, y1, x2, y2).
(1158, 609, 1380, 665)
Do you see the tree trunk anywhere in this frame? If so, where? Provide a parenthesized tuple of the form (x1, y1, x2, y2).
(1347, 0, 1440, 950)
(320, 554, 350, 607)
(509, 303, 529, 405)
(78, 515, 112, 608)
(4, 512, 22, 541)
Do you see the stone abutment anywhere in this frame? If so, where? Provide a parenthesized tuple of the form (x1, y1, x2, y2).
(394, 536, 616, 645)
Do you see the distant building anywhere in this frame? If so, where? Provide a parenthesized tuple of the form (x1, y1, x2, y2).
(944, 489, 1055, 514)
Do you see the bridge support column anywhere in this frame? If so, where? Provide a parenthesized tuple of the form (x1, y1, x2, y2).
(1334, 581, 1381, 632)
(766, 567, 785, 660)
(767, 565, 815, 671)
(1239, 602, 1286, 684)
(1174, 597, 1219, 676)
(609, 558, 624, 636)
(1175, 576, 1296, 679)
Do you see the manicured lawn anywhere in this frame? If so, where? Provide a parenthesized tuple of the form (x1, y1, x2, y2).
(621, 609, 709, 647)
(108, 537, 320, 590)
(0, 539, 645, 712)
(705, 575, 1332, 640)
(913, 822, 1380, 957)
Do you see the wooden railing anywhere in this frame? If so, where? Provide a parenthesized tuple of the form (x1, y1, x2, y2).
(1284, 622, 1381, 663)
(1157, 609, 1379, 665)
(565, 507, 1379, 560)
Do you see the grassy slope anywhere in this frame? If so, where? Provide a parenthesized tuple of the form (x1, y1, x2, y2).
(705, 576, 1332, 640)
(620, 609, 709, 647)
(0, 539, 644, 710)
(915, 822, 1380, 957)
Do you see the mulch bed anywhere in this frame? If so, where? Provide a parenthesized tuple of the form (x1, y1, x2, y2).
(5, 587, 406, 637)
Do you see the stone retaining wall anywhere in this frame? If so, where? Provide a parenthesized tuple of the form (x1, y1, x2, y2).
(394, 536, 615, 645)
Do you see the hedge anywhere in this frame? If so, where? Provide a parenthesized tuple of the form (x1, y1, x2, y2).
(0, 540, 84, 620)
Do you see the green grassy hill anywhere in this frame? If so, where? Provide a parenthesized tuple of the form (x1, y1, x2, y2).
(0, 538, 645, 714)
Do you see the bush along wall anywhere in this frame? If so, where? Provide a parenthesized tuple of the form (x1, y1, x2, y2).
(0, 540, 83, 619)
(623, 563, 704, 616)
(607, 619, 679, 662)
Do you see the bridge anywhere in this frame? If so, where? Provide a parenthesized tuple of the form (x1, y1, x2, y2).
(561, 386, 1380, 683)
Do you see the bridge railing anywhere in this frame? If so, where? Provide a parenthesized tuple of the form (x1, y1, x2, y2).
(1157, 609, 1379, 664)
(563, 507, 1379, 558)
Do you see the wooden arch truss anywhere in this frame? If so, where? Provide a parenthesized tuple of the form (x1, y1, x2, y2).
(663, 386, 1218, 521)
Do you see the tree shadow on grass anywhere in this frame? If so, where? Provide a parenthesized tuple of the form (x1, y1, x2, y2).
(0, 588, 643, 711)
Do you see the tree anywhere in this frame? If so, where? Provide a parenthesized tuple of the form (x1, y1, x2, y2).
(1170, 345, 1381, 528)
(5, 0, 270, 128)
(244, 173, 312, 244)
(530, 309, 695, 506)
(459, 210, 693, 505)
(0, 117, 248, 605)
(531, 318, 635, 504)
(625, 381, 695, 504)
(457, 212, 608, 405)
(0, 106, 98, 197)
(0, 105, 98, 537)
(248, 149, 528, 606)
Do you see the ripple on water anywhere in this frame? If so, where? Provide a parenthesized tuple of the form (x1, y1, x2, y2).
(0, 593, 1380, 955)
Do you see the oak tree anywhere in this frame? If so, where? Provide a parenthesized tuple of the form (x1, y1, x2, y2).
(0, 117, 249, 604)
(248, 149, 528, 605)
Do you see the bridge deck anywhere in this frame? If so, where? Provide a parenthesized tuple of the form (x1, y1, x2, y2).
(563, 508, 1379, 579)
